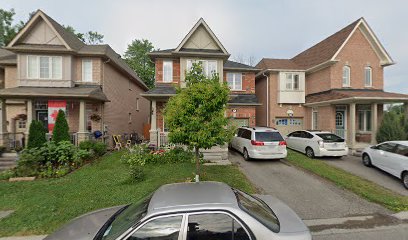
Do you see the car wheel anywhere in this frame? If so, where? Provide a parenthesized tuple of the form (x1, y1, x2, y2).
(243, 148, 250, 161)
(362, 154, 372, 167)
(305, 147, 315, 158)
(402, 172, 408, 190)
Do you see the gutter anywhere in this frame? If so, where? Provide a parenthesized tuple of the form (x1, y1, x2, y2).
(262, 71, 269, 126)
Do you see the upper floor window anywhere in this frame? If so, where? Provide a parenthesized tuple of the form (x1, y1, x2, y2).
(227, 72, 242, 90)
(186, 59, 217, 77)
(82, 59, 93, 82)
(342, 66, 350, 87)
(27, 55, 62, 79)
(285, 73, 299, 90)
(163, 60, 173, 82)
(364, 67, 372, 87)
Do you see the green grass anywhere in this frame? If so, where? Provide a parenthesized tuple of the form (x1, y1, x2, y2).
(0, 151, 254, 237)
(286, 150, 408, 212)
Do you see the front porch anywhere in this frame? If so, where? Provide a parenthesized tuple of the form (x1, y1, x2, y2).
(306, 89, 408, 152)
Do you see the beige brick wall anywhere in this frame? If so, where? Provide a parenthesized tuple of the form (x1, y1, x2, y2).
(331, 28, 383, 90)
(74, 57, 102, 84)
(103, 63, 149, 142)
(5, 66, 17, 88)
(6, 104, 26, 133)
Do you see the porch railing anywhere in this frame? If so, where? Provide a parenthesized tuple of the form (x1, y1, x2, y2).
(7, 132, 25, 150)
(157, 131, 169, 147)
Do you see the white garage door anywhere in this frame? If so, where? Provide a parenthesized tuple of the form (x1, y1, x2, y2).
(275, 118, 303, 136)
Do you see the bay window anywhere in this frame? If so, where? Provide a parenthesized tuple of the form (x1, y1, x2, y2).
(163, 60, 173, 82)
(227, 72, 242, 90)
(27, 55, 62, 79)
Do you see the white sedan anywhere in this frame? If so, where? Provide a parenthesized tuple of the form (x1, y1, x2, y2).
(286, 130, 348, 158)
(362, 141, 408, 189)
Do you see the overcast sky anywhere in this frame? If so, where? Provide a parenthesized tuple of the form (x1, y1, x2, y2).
(2, 0, 407, 93)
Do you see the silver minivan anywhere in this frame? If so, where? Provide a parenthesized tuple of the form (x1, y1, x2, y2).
(230, 127, 287, 160)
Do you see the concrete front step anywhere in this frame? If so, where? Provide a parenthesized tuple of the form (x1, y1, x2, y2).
(2, 152, 18, 158)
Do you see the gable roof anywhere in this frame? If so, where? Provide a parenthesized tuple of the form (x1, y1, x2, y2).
(175, 18, 229, 55)
(257, 18, 394, 73)
(8, 10, 85, 51)
(224, 60, 259, 71)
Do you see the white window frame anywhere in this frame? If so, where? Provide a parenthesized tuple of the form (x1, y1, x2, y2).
(163, 60, 173, 83)
(27, 55, 62, 80)
(82, 59, 93, 82)
(358, 110, 372, 132)
(312, 108, 318, 130)
(186, 59, 218, 77)
(285, 73, 300, 90)
(342, 66, 351, 87)
(18, 120, 26, 129)
(364, 66, 372, 87)
(227, 72, 242, 90)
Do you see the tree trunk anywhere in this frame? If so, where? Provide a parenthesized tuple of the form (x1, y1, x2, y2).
(195, 147, 200, 182)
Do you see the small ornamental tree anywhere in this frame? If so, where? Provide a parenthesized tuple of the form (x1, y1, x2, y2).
(27, 120, 46, 148)
(52, 109, 70, 143)
(164, 63, 234, 182)
(376, 111, 406, 143)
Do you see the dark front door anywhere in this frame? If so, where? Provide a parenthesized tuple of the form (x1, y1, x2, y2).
(37, 110, 48, 131)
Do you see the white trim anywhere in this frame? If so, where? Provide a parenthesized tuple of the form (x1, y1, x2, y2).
(7, 11, 71, 50)
(342, 65, 351, 87)
(26, 55, 62, 80)
(174, 18, 229, 55)
(227, 72, 242, 90)
(312, 107, 318, 130)
(163, 60, 173, 83)
(82, 59, 93, 82)
(331, 18, 394, 66)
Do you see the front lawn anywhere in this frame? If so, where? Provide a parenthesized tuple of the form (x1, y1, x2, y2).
(0, 151, 254, 237)
(286, 150, 408, 212)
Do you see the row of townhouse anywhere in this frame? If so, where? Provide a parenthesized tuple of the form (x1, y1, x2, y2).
(1, 10, 407, 152)
(145, 17, 408, 152)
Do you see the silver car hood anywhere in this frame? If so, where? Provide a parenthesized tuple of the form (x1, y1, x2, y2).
(254, 195, 309, 234)
(44, 205, 126, 240)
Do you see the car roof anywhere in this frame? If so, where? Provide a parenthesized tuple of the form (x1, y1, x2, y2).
(240, 126, 279, 132)
(147, 182, 239, 215)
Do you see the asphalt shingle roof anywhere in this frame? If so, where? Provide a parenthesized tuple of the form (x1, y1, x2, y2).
(306, 89, 408, 104)
(228, 94, 260, 105)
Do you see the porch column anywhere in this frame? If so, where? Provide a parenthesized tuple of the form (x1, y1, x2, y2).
(149, 100, 157, 145)
(25, 100, 34, 146)
(77, 100, 88, 144)
(371, 103, 378, 144)
(0, 99, 9, 148)
(349, 103, 356, 149)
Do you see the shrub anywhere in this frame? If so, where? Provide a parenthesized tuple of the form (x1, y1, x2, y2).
(0, 170, 15, 181)
(52, 110, 70, 143)
(79, 140, 107, 157)
(377, 111, 406, 143)
(27, 120, 46, 149)
(129, 165, 145, 181)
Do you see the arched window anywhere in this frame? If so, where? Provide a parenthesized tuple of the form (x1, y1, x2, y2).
(365, 67, 372, 87)
(342, 66, 350, 87)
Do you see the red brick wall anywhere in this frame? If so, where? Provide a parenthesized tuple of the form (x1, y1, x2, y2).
(316, 105, 336, 131)
(305, 67, 331, 95)
(155, 59, 180, 84)
(255, 76, 267, 126)
(227, 106, 256, 127)
(331, 28, 383, 90)
(224, 71, 255, 94)
(156, 102, 165, 130)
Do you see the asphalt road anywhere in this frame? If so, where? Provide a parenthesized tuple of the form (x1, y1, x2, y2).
(322, 155, 408, 196)
(228, 150, 390, 220)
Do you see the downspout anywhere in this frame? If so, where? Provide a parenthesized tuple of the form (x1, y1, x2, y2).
(262, 71, 269, 126)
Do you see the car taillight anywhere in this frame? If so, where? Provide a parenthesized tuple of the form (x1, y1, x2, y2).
(279, 141, 287, 146)
(251, 140, 264, 146)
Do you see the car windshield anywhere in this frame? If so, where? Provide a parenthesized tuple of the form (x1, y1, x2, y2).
(233, 189, 280, 233)
(316, 133, 344, 142)
(255, 132, 283, 142)
(101, 194, 151, 240)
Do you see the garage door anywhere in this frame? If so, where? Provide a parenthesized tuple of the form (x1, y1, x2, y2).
(229, 118, 249, 128)
(275, 118, 303, 136)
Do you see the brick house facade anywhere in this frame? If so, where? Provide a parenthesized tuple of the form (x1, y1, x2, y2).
(0, 10, 149, 148)
(142, 18, 260, 147)
(255, 18, 408, 151)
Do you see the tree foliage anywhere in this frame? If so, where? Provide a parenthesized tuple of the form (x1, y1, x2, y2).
(0, 8, 25, 47)
(63, 25, 104, 44)
(52, 110, 70, 143)
(124, 39, 155, 89)
(27, 120, 47, 149)
(376, 110, 407, 143)
(164, 63, 234, 181)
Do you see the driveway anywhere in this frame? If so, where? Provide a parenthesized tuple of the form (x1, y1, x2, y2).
(229, 150, 390, 220)
(322, 155, 408, 196)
